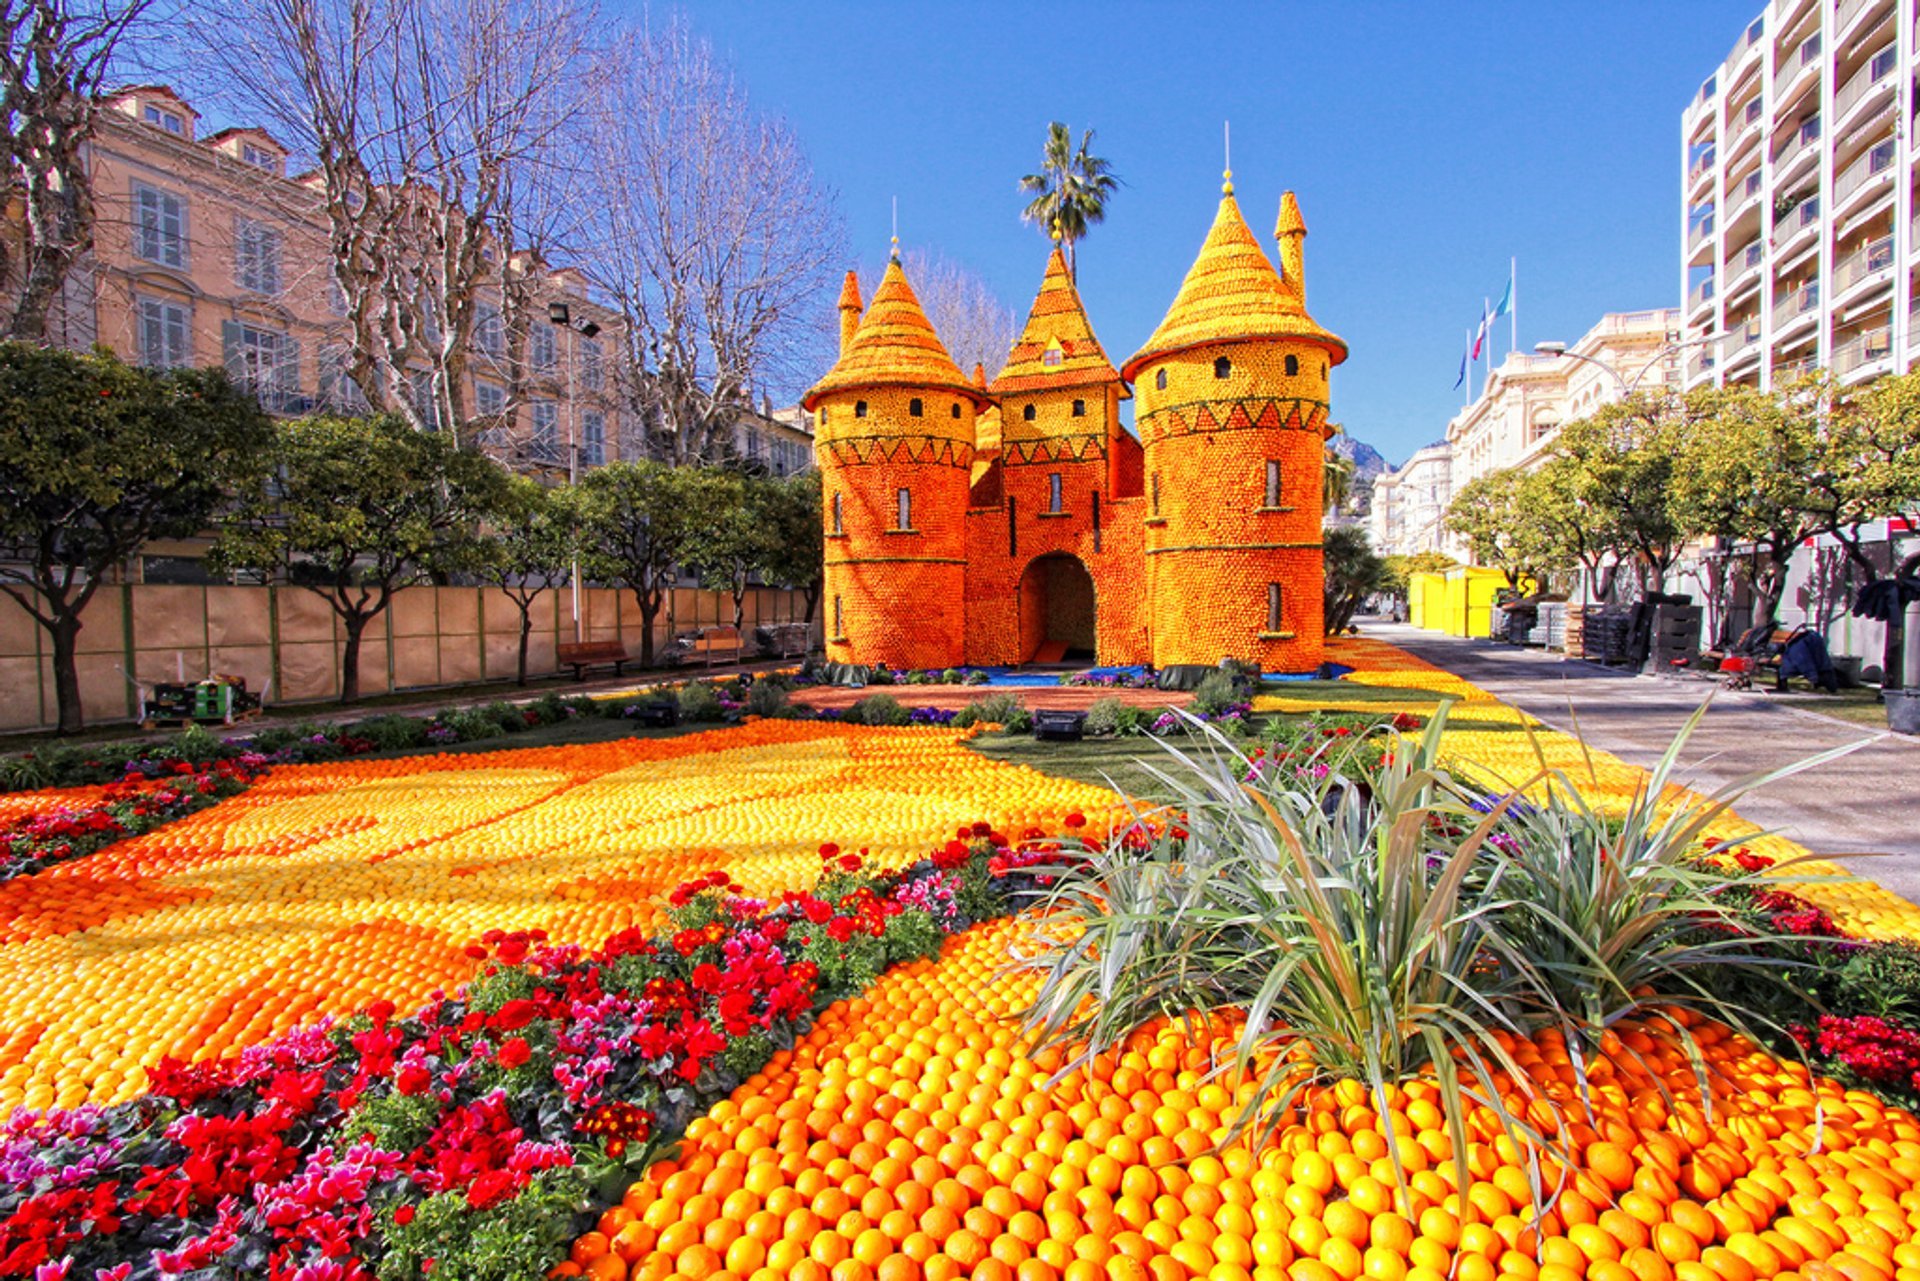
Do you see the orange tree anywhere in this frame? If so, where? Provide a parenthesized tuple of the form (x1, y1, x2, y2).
(212, 413, 511, 703)
(0, 343, 270, 732)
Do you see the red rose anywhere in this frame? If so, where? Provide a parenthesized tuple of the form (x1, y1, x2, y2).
(496, 1037, 532, 1070)
(492, 999, 538, 1031)
(394, 1205, 416, 1226)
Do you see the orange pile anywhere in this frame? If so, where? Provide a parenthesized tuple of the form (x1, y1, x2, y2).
(0, 783, 118, 826)
(564, 917, 1920, 1281)
(0, 721, 1117, 1114)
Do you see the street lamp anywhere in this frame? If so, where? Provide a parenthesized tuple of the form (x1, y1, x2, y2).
(1532, 329, 1721, 396)
(546, 300, 601, 643)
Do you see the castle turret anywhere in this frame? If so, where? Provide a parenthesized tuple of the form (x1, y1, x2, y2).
(836, 270, 863, 356)
(1275, 191, 1307, 306)
(1120, 172, 1347, 673)
(803, 252, 985, 670)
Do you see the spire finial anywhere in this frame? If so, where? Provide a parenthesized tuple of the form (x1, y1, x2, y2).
(1222, 120, 1233, 196)
(1050, 214, 1062, 244)
(890, 197, 900, 261)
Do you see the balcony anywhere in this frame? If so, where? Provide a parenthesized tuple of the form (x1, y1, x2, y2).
(1774, 195, 1821, 262)
(1772, 282, 1820, 331)
(1688, 275, 1717, 317)
(1772, 115, 1821, 177)
(1833, 137, 1898, 216)
(1687, 211, 1716, 254)
(1687, 145, 1718, 192)
(1723, 317, 1764, 370)
(1687, 349, 1717, 381)
(1835, 233, 1895, 297)
(1727, 168, 1764, 226)
(1833, 326, 1894, 378)
(1727, 14, 1765, 68)
(1774, 32, 1823, 104)
(1727, 239, 1765, 296)
(1834, 45, 1897, 127)
(1835, 0, 1890, 41)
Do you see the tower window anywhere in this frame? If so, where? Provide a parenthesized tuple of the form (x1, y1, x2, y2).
(1071, 399, 1086, 417)
(950, 402, 961, 418)
(1151, 472, 1161, 516)
(831, 492, 843, 535)
(855, 400, 867, 418)
(1265, 460, 1282, 507)
(1214, 357, 1232, 379)
(1321, 363, 1328, 377)
(909, 397, 923, 417)
(1042, 347, 1063, 366)
(1155, 369, 1167, 390)
(834, 595, 844, 638)
(819, 407, 829, 425)
(1023, 403, 1036, 422)
(1285, 355, 1299, 376)
(1267, 583, 1284, 633)
(1048, 472, 1063, 513)
(897, 487, 912, 530)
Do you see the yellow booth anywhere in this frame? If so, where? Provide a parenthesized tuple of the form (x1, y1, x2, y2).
(1439, 567, 1514, 638)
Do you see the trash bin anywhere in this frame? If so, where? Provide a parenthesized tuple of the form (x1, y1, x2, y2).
(1889, 688, 1920, 735)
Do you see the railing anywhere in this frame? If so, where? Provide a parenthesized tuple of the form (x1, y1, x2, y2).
(1727, 14, 1765, 66)
(1775, 355, 1816, 380)
(1798, 32, 1822, 68)
(1835, 0, 1883, 35)
(1833, 327, 1894, 374)
(1688, 350, 1717, 379)
(1729, 170, 1763, 217)
(1772, 282, 1820, 327)
(1836, 233, 1895, 289)
(1727, 317, 1763, 353)
(1835, 45, 1897, 120)
(1833, 137, 1897, 205)
(1689, 276, 1717, 310)
(1689, 146, 1718, 186)
(1774, 115, 1821, 167)
(1689, 213, 1716, 251)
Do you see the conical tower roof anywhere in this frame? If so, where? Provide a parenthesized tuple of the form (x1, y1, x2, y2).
(990, 247, 1125, 396)
(804, 257, 986, 410)
(1120, 188, 1346, 383)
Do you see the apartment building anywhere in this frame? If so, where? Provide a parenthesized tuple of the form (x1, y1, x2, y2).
(34, 84, 629, 476)
(1445, 309, 1681, 490)
(1368, 442, 1455, 558)
(1681, 0, 1915, 390)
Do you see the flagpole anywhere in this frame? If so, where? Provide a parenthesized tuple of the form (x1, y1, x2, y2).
(1510, 257, 1518, 356)
(1483, 296, 1491, 386)
(1467, 328, 1474, 404)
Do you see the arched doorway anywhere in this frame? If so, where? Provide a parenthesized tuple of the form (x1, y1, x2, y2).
(1018, 554, 1097, 663)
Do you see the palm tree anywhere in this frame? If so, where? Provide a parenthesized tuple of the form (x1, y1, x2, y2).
(1019, 122, 1119, 280)
(1323, 424, 1355, 515)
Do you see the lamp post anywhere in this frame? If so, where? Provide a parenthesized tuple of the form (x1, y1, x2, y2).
(1531, 329, 1722, 396)
(547, 301, 601, 644)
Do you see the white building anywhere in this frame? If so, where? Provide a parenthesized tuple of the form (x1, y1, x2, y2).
(1369, 442, 1455, 557)
(1681, 0, 1914, 390)
(1445, 309, 1682, 492)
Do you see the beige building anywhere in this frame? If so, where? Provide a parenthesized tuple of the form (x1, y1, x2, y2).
(1681, 0, 1914, 390)
(33, 84, 626, 475)
(1368, 442, 1456, 558)
(1446, 309, 1682, 491)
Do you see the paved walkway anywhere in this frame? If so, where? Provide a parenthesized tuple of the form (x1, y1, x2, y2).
(1368, 622, 1920, 905)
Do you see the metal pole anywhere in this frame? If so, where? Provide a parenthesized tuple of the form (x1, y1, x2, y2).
(565, 319, 582, 643)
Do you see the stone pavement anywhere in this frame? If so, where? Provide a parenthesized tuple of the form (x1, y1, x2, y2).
(1366, 621, 1920, 905)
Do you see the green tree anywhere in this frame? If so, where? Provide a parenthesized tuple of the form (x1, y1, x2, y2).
(1380, 551, 1459, 597)
(478, 477, 579, 686)
(1444, 469, 1541, 587)
(211, 414, 512, 704)
(1669, 379, 1826, 629)
(757, 470, 825, 621)
(1551, 394, 1688, 592)
(688, 469, 758, 630)
(575, 461, 731, 666)
(0, 343, 272, 732)
(1514, 454, 1622, 601)
(1322, 526, 1388, 636)
(1322, 424, 1355, 515)
(1806, 371, 1920, 573)
(1018, 121, 1119, 280)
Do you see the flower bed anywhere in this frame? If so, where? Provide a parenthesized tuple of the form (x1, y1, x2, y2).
(0, 722, 1115, 1116)
(0, 760, 262, 884)
(0, 833, 1068, 1279)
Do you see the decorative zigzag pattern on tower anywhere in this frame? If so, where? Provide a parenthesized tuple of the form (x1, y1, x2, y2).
(1134, 397, 1330, 445)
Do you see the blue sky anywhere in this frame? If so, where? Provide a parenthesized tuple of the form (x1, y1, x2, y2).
(663, 0, 1758, 466)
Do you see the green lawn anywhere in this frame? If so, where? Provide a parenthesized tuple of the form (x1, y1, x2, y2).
(1763, 685, 1898, 730)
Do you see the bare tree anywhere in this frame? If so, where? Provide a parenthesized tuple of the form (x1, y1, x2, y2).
(0, 0, 151, 340)
(580, 18, 843, 467)
(181, 0, 598, 441)
(861, 248, 1017, 382)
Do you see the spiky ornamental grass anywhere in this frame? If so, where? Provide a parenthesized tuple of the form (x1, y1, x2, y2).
(1014, 700, 1869, 1201)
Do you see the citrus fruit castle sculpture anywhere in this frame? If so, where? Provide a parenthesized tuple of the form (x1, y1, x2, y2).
(801, 170, 1347, 675)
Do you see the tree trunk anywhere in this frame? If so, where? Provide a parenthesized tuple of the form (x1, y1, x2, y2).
(340, 611, 371, 703)
(517, 606, 533, 686)
(1749, 550, 1792, 631)
(803, 584, 821, 622)
(635, 590, 660, 666)
(731, 579, 747, 631)
(48, 612, 85, 734)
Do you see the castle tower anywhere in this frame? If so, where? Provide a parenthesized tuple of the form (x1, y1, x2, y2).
(803, 252, 985, 671)
(985, 243, 1133, 662)
(1120, 175, 1347, 673)
(836, 270, 863, 355)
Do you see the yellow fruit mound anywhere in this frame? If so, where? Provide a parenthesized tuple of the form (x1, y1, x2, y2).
(0, 721, 1117, 1115)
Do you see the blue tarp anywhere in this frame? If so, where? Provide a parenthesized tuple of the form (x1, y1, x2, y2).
(1262, 663, 1354, 682)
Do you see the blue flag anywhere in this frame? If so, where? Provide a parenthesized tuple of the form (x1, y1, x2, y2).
(1453, 347, 1467, 390)
(1491, 275, 1513, 320)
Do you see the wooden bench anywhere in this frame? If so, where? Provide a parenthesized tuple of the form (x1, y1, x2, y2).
(557, 640, 630, 681)
(666, 625, 747, 668)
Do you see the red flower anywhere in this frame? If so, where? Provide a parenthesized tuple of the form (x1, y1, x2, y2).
(496, 1037, 532, 1070)
(1064, 812, 1086, 829)
(818, 842, 840, 860)
(838, 853, 861, 873)
(491, 999, 538, 1031)
(394, 1205, 416, 1226)
(395, 1066, 431, 1096)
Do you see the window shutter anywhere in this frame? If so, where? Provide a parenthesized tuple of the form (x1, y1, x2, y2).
(173, 194, 189, 269)
(278, 336, 301, 411)
(221, 320, 244, 383)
